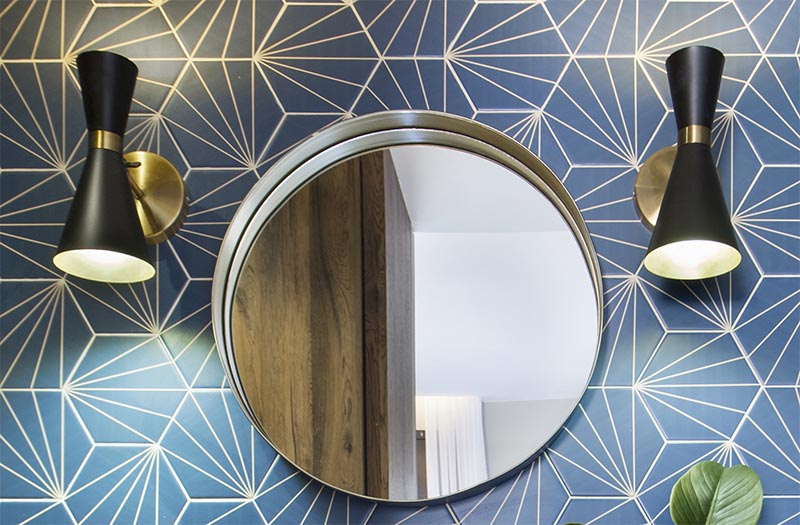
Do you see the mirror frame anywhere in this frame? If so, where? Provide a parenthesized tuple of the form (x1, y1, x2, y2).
(212, 110, 603, 504)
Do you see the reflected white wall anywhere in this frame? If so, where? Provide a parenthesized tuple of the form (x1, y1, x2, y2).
(414, 231, 596, 402)
(483, 399, 579, 477)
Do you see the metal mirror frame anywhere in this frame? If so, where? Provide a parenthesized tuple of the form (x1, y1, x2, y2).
(212, 110, 603, 504)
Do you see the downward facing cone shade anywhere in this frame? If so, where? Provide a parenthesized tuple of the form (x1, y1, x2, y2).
(644, 46, 741, 280)
(53, 51, 155, 283)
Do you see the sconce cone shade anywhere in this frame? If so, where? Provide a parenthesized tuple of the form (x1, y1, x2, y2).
(53, 51, 155, 283)
(643, 46, 741, 280)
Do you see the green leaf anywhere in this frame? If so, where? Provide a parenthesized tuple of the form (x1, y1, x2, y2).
(705, 465, 763, 525)
(670, 461, 763, 525)
(671, 461, 724, 525)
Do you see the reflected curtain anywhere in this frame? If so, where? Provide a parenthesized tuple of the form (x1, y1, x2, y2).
(416, 396, 488, 498)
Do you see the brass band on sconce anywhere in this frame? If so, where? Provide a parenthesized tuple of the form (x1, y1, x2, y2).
(90, 130, 122, 152)
(678, 125, 711, 145)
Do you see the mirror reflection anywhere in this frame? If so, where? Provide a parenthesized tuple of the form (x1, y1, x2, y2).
(232, 145, 597, 500)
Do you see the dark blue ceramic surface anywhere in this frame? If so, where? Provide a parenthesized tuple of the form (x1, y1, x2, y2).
(1, 2, 797, 524)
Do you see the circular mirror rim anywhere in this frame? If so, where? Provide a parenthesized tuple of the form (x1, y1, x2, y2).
(212, 110, 603, 504)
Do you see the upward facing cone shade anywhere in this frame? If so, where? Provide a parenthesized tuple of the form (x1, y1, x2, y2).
(53, 51, 155, 283)
(643, 46, 741, 280)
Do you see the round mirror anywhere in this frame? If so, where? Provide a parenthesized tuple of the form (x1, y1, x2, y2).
(213, 111, 602, 503)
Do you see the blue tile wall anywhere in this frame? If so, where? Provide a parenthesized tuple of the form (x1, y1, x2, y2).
(1, 1, 797, 524)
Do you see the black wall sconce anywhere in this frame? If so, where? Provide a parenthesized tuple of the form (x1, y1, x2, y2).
(635, 46, 741, 280)
(53, 51, 187, 283)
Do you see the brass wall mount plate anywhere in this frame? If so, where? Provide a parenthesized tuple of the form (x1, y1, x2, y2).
(635, 145, 676, 230)
(124, 151, 188, 244)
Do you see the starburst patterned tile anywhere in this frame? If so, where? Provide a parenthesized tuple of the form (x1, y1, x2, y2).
(1, 2, 798, 524)
(1, 1, 92, 60)
(0, 63, 85, 171)
(0, 280, 91, 389)
(735, 277, 800, 386)
(358, 0, 444, 57)
(68, 3, 185, 60)
(745, 1, 799, 55)
(66, 444, 186, 525)
(736, 388, 800, 495)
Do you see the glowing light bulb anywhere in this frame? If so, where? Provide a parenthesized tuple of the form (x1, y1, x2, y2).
(53, 248, 155, 283)
(644, 239, 741, 280)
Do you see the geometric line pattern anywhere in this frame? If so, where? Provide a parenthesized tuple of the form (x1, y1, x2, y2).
(1, 1, 798, 524)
